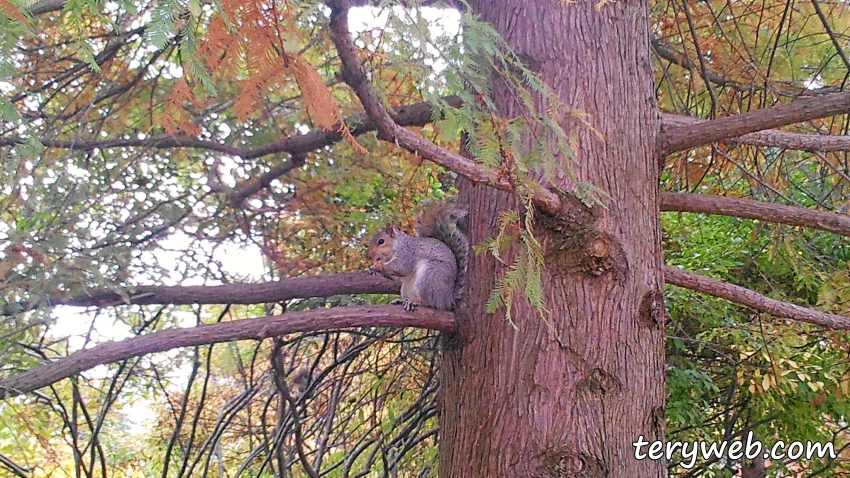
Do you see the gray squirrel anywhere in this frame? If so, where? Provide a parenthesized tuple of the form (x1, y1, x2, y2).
(367, 202, 469, 311)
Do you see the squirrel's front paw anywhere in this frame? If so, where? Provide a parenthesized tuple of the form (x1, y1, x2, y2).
(369, 265, 378, 276)
(401, 298, 416, 312)
(390, 298, 416, 311)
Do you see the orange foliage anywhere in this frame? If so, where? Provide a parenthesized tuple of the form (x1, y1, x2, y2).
(190, 0, 369, 149)
(289, 54, 341, 131)
(233, 79, 262, 121)
(190, 0, 362, 151)
(199, 16, 239, 76)
(159, 78, 202, 135)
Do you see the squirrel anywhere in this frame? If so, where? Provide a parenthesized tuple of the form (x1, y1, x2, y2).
(367, 201, 469, 311)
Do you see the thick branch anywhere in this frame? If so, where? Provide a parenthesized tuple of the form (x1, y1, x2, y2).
(0, 99, 455, 159)
(2, 272, 400, 315)
(661, 90, 850, 153)
(659, 193, 850, 237)
(326, 0, 562, 214)
(0, 305, 456, 399)
(664, 266, 850, 329)
(662, 114, 850, 152)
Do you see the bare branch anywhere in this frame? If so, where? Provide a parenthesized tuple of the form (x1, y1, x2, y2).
(664, 266, 850, 329)
(270, 339, 319, 478)
(810, 0, 850, 72)
(2, 272, 400, 316)
(662, 114, 850, 152)
(0, 453, 29, 478)
(652, 39, 758, 95)
(651, 39, 843, 98)
(659, 193, 850, 236)
(242, 97, 460, 159)
(661, 90, 850, 153)
(326, 0, 562, 214)
(2, 97, 463, 205)
(0, 305, 456, 399)
(229, 153, 307, 204)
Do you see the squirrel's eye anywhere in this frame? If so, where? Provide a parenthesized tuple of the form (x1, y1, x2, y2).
(377, 239, 385, 245)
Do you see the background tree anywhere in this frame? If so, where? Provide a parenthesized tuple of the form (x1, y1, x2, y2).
(1, 0, 850, 477)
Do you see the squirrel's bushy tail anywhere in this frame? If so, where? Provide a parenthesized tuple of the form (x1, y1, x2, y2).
(415, 201, 469, 306)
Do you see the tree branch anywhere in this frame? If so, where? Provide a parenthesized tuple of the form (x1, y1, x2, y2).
(325, 0, 562, 214)
(270, 339, 320, 478)
(2, 97, 463, 205)
(0, 453, 29, 478)
(664, 266, 850, 329)
(659, 193, 850, 237)
(2, 272, 400, 316)
(0, 305, 456, 399)
(229, 153, 307, 204)
(0, 98, 456, 159)
(651, 39, 843, 98)
(810, 0, 850, 72)
(661, 90, 850, 153)
(652, 39, 757, 95)
(661, 114, 850, 152)
(26, 0, 66, 15)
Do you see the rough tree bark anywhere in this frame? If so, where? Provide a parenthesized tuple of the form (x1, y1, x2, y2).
(439, 1, 666, 476)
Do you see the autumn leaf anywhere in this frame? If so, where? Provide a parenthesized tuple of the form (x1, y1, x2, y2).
(234, 80, 261, 121)
(288, 54, 342, 131)
(161, 78, 202, 135)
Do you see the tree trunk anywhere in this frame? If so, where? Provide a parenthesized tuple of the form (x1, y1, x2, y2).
(439, 1, 666, 476)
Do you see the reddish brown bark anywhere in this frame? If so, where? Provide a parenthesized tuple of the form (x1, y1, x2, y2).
(662, 114, 850, 152)
(659, 193, 850, 237)
(439, 1, 666, 476)
(661, 90, 850, 153)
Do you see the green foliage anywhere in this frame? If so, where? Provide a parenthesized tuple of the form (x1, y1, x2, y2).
(663, 211, 850, 475)
(480, 203, 548, 327)
(0, 5, 32, 127)
(146, 0, 181, 49)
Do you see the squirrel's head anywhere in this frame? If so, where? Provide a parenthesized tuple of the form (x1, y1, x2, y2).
(366, 223, 397, 263)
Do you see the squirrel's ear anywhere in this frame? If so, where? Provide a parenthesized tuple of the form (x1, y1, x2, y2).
(384, 223, 395, 237)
